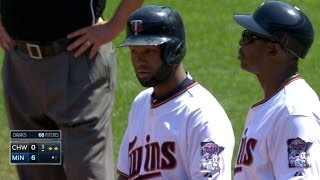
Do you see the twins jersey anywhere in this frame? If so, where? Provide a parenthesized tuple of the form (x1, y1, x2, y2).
(234, 77, 320, 180)
(117, 80, 234, 180)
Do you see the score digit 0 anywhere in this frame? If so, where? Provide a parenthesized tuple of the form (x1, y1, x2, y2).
(29, 143, 38, 152)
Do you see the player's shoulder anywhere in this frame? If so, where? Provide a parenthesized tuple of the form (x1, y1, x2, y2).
(284, 79, 317, 99)
(131, 88, 153, 106)
(185, 83, 233, 130)
(135, 88, 153, 99)
(185, 83, 228, 115)
(187, 83, 219, 104)
(283, 79, 320, 115)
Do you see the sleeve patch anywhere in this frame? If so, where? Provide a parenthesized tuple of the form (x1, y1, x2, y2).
(287, 137, 312, 168)
(200, 141, 224, 174)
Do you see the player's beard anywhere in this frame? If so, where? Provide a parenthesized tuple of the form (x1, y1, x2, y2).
(137, 63, 177, 87)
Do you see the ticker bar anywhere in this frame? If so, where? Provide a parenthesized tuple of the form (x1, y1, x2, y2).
(10, 130, 61, 140)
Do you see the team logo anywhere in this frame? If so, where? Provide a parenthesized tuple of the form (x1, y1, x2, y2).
(200, 141, 224, 176)
(130, 20, 143, 35)
(287, 137, 312, 168)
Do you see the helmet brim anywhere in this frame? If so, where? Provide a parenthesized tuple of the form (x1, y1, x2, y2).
(117, 36, 171, 47)
(233, 14, 272, 37)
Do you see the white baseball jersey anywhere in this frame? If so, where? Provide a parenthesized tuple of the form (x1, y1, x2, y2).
(234, 77, 320, 180)
(117, 79, 234, 180)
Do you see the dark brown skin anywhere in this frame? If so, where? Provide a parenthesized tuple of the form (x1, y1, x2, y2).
(129, 45, 186, 98)
(238, 35, 299, 99)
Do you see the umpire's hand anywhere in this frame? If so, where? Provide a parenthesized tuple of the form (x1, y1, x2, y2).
(67, 18, 120, 59)
(67, 0, 144, 59)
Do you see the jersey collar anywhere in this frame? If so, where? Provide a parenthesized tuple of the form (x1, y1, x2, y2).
(252, 74, 302, 108)
(150, 77, 198, 108)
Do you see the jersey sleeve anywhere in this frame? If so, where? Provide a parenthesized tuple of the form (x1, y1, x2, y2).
(186, 106, 235, 180)
(117, 103, 136, 178)
(269, 115, 320, 179)
(116, 90, 151, 178)
(116, 126, 130, 178)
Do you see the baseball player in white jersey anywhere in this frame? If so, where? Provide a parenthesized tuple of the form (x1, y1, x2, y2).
(233, 1, 320, 179)
(116, 5, 235, 180)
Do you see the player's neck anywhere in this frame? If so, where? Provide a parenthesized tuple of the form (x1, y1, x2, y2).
(153, 66, 187, 99)
(258, 72, 300, 99)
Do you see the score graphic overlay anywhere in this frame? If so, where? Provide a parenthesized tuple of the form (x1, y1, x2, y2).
(10, 130, 61, 165)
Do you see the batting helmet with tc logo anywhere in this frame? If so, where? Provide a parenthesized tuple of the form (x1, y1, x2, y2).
(118, 5, 186, 65)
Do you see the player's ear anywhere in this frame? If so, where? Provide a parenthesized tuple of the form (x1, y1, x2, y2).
(266, 42, 282, 59)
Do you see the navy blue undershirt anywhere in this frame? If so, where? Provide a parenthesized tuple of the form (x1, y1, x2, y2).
(151, 76, 195, 103)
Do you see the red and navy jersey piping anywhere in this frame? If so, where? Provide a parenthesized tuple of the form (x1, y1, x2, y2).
(252, 75, 302, 108)
(150, 78, 198, 108)
(117, 169, 129, 179)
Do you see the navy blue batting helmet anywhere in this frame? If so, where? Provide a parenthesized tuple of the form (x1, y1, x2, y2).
(118, 5, 186, 65)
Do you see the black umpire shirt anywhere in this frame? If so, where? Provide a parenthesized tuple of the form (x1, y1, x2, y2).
(0, 0, 106, 42)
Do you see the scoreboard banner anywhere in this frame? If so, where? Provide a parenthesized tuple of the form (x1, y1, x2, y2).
(10, 130, 62, 165)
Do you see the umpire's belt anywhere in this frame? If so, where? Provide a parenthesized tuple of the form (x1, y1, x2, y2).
(14, 38, 71, 59)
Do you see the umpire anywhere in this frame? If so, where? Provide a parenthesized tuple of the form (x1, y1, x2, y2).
(0, 0, 143, 180)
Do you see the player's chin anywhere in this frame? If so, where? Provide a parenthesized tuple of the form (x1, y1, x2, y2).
(240, 63, 254, 73)
(137, 76, 152, 87)
(138, 80, 154, 87)
(238, 54, 247, 66)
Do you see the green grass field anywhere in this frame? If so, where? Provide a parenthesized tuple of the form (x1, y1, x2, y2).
(1, 0, 319, 179)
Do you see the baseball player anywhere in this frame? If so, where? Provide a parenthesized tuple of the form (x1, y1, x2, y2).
(233, 1, 320, 179)
(116, 5, 235, 180)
